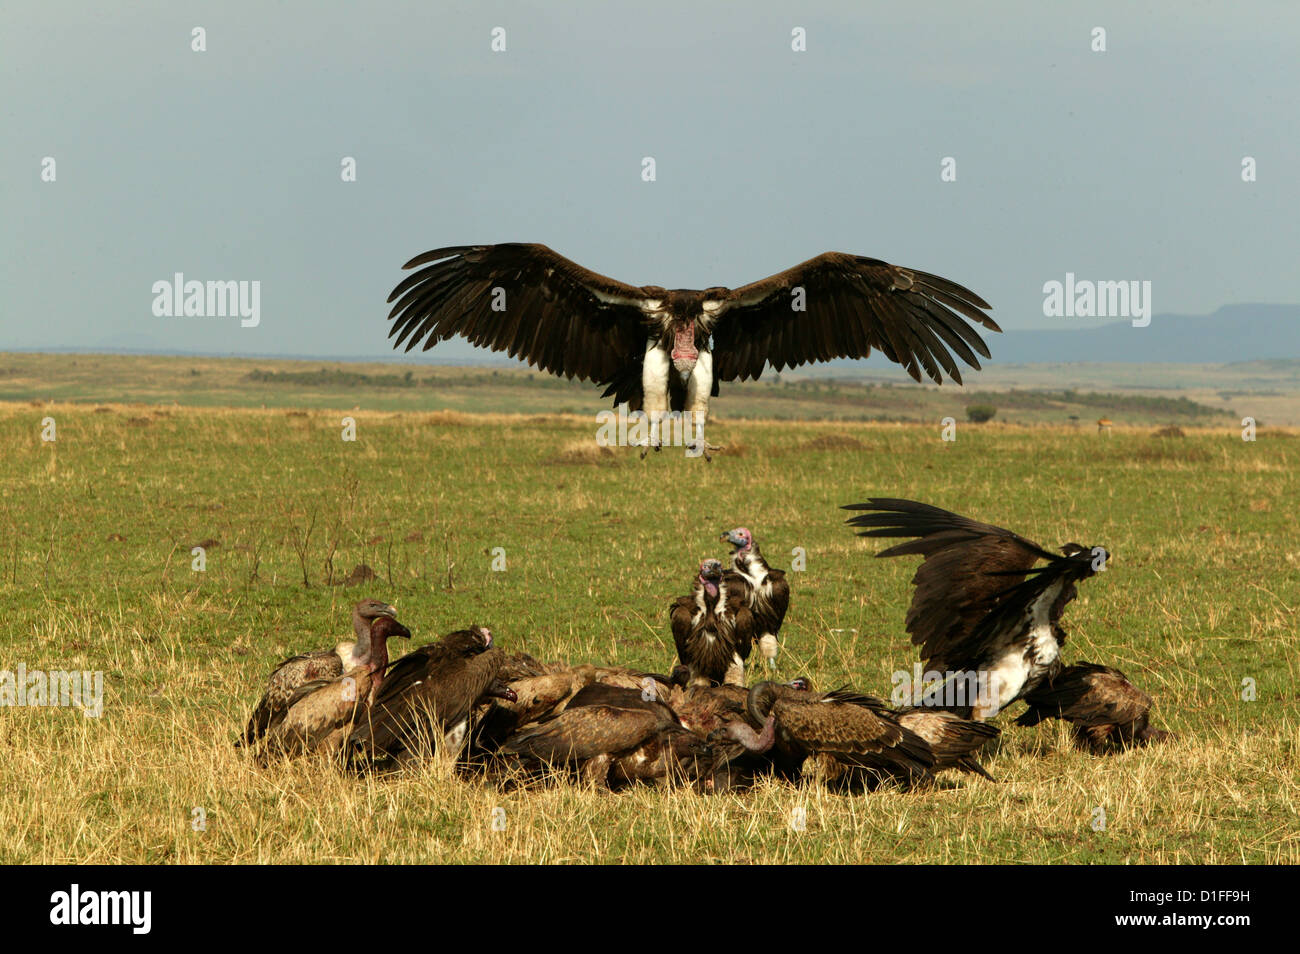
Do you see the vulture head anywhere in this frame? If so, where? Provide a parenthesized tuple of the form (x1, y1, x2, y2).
(786, 676, 812, 692)
(441, 625, 494, 657)
(352, 598, 398, 633)
(720, 527, 754, 553)
(698, 559, 724, 597)
(708, 712, 778, 755)
(1061, 542, 1108, 572)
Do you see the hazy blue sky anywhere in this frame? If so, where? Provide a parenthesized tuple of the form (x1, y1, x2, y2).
(3, 1, 1297, 361)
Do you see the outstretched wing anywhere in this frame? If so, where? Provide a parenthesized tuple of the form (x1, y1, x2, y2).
(386, 243, 653, 385)
(710, 253, 997, 384)
(843, 498, 1058, 671)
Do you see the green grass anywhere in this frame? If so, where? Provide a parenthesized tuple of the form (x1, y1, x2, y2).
(1, 396, 1297, 863)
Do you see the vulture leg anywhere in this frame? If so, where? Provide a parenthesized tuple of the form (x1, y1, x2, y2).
(639, 340, 670, 457)
(684, 351, 723, 461)
(639, 343, 670, 457)
(723, 652, 746, 687)
(757, 634, 780, 670)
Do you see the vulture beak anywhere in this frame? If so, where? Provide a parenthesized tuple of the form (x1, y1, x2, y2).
(376, 602, 398, 619)
(721, 530, 748, 549)
(486, 681, 517, 703)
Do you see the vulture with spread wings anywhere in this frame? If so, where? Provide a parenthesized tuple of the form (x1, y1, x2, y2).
(386, 244, 997, 458)
(843, 498, 1109, 720)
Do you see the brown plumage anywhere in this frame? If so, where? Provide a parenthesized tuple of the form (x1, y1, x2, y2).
(670, 559, 756, 686)
(722, 527, 790, 671)
(501, 685, 709, 789)
(239, 598, 400, 747)
(1016, 663, 1172, 753)
(258, 615, 411, 762)
(346, 626, 517, 764)
(894, 708, 1000, 780)
(385, 245, 996, 456)
(843, 498, 1109, 719)
(721, 681, 936, 786)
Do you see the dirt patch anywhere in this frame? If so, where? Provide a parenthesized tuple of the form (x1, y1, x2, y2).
(336, 563, 377, 586)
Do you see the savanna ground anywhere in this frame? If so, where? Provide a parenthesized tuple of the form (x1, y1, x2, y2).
(1, 354, 1297, 864)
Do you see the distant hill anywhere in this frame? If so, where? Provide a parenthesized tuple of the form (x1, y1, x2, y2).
(992, 304, 1300, 364)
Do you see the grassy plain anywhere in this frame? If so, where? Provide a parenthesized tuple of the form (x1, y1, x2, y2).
(0, 355, 1297, 863)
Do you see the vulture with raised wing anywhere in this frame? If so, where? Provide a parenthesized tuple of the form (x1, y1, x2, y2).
(1016, 662, 1173, 753)
(501, 685, 710, 789)
(385, 244, 997, 458)
(258, 615, 412, 761)
(346, 626, 517, 764)
(843, 498, 1109, 719)
(717, 681, 936, 786)
(670, 559, 756, 686)
(240, 598, 401, 747)
(722, 527, 790, 670)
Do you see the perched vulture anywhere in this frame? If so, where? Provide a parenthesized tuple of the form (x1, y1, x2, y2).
(346, 626, 517, 764)
(239, 598, 400, 747)
(843, 498, 1109, 719)
(670, 559, 756, 686)
(717, 681, 936, 787)
(258, 615, 412, 762)
(501, 685, 710, 789)
(1016, 662, 1173, 753)
(721, 527, 790, 670)
(385, 244, 997, 459)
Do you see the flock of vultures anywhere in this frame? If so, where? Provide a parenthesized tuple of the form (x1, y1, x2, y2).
(237, 499, 1170, 792)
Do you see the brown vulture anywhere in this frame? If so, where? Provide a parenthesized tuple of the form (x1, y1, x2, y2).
(500, 685, 710, 789)
(1016, 662, 1173, 753)
(345, 626, 517, 764)
(239, 598, 401, 747)
(843, 498, 1109, 720)
(258, 615, 412, 762)
(670, 559, 756, 686)
(721, 527, 790, 670)
(385, 244, 997, 459)
(717, 681, 937, 787)
(470, 659, 672, 755)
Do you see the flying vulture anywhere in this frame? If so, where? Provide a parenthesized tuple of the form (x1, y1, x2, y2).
(717, 681, 937, 787)
(385, 244, 998, 458)
(258, 615, 412, 762)
(670, 559, 756, 686)
(239, 598, 401, 747)
(722, 527, 790, 670)
(346, 626, 518, 764)
(843, 498, 1109, 720)
(1016, 662, 1173, 753)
